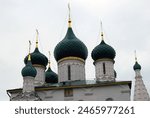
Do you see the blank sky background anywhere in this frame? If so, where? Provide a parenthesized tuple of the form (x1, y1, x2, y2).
(0, 0, 150, 100)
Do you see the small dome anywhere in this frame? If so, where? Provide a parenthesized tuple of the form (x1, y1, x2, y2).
(21, 58, 37, 77)
(133, 61, 141, 70)
(24, 48, 48, 67)
(91, 40, 116, 61)
(45, 67, 58, 83)
(54, 27, 88, 61)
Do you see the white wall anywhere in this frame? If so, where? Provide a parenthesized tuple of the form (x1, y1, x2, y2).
(95, 60, 115, 81)
(33, 66, 45, 86)
(58, 59, 85, 82)
(134, 70, 150, 101)
(23, 76, 34, 93)
(36, 84, 130, 101)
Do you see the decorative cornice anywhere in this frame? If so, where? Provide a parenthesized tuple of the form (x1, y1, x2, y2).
(33, 64, 46, 69)
(94, 58, 115, 65)
(7, 81, 131, 94)
(58, 56, 85, 64)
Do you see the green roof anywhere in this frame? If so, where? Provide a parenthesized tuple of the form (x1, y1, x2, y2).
(91, 40, 116, 61)
(133, 61, 141, 70)
(24, 48, 48, 67)
(45, 67, 58, 83)
(54, 27, 88, 61)
(21, 59, 37, 77)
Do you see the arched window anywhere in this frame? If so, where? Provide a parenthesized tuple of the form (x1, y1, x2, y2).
(105, 98, 114, 101)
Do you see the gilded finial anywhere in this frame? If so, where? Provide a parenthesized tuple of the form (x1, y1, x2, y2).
(28, 40, 31, 61)
(68, 2, 72, 28)
(36, 29, 39, 48)
(100, 21, 104, 41)
(134, 50, 137, 62)
(48, 51, 51, 68)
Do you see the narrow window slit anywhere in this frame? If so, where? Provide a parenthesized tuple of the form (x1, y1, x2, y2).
(68, 65, 71, 80)
(103, 63, 106, 74)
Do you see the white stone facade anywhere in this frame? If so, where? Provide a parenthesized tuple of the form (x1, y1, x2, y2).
(24, 84, 131, 101)
(33, 65, 45, 86)
(58, 59, 85, 82)
(95, 59, 115, 81)
(23, 76, 35, 93)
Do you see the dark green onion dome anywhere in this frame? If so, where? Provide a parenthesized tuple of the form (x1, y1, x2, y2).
(91, 40, 116, 61)
(45, 67, 58, 83)
(22, 56, 37, 77)
(54, 27, 88, 61)
(24, 48, 48, 67)
(133, 61, 141, 70)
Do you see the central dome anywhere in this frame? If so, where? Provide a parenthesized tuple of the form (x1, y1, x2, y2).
(54, 27, 88, 61)
(91, 40, 116, 61)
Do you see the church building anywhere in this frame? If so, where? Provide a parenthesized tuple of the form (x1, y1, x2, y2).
(7, 5, 149, 101)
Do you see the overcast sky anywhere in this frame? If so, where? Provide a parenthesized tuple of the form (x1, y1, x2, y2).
(0, 0, 150, 100)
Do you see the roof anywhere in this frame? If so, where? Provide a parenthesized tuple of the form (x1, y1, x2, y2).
(45, 67, 58, 83)
(21, 59, 37, 77)
(7, 80, 131, 94)
(91, 40, 116, 61)
(24, 48, 48, 67)
(54, 27, 88, 61)
(133, 61, 141, 70)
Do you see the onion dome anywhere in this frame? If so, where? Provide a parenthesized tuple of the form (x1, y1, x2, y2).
(92, 22, 116, 61)
(24, 48, 48, 67)
(45, 51, 58, 83)
(133, 61, 141, 70)
(54, 5, 88, 62)
(54, 27, 88, 61)
(22, 55, 37, 77)
(45, 67, 58, 83)
(91, 40, 116, 61)
(24, 30, 48, 67)
(133, 51, 141, 70)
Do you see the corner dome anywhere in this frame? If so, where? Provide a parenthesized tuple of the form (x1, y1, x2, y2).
(24, 48, 48, 67)
(91, 40, 116, 61)
(21, 58, 37, 77)
(45, 67, 58, 83)
(133, 61, 141, 70)
(54, 27, 88, 61)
